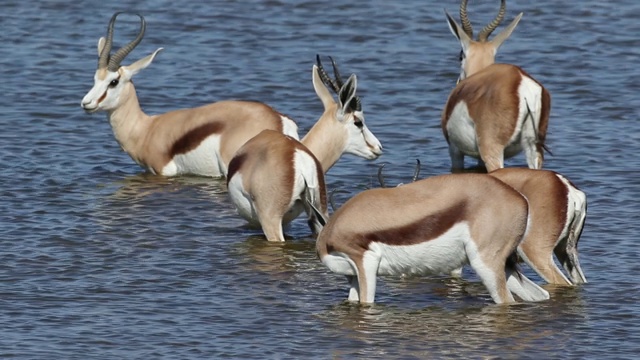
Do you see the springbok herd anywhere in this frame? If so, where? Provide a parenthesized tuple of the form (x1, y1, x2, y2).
(81, 0, 587, 305)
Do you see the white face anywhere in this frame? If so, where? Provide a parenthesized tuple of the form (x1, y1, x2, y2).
(341, 109, 382, 160)
(81, 69, 124, 113)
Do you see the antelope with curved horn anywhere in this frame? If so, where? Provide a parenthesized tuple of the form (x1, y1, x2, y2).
(442, 0, 550, 172)
(315, 173, 549, 304)
(81, 12, 298, 177)
(227, 55, 382, 242)
(489, 168, 588, 285)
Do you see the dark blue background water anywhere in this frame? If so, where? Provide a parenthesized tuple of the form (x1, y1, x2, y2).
(1, 0, 639, 358)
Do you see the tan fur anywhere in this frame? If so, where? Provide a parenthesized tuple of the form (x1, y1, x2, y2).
(443, 64, 522, 145)
(443, 2, 550, 172)
(228, 130, 327, 242)
(301, 101, 346, 172)
(490, 168, 587, 285)
(227, 63, 381, 242)
(317, 174, 532, 304)
(84, 40, 294, 178)
(106, 77, 287, 176)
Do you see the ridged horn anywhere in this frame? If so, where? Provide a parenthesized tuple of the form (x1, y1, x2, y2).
(98, 12, 121, 69)
(478, 0, 506, 42)
(460, 0, 473, 37)
(316, 54, 340, 93)
(328, 56, 361, 111)
(106, 13, 146, 72)
(329, 56, 344, 89)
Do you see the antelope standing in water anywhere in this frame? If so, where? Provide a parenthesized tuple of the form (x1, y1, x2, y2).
(81, 12, 298, 177)
(442, 0, 550, 172)
(315, 173, 550, 305)
(227, 56, 382, 242)
(378, 164, 588, 286)
(490, 168, 588, 285)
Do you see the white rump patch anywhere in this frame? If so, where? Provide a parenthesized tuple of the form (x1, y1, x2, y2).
(227, 173, 260, 226)
(507, 76, 544, 159)
(283, 149, 320, 224)
(280, 115, 300, 141)
(446, 103, 480, 157)
(556, 173, 587, 244)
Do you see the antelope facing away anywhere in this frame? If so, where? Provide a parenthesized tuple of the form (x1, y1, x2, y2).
(315, 173, 550, 305)
(227, 56, 383, 242)
(81, 12, 298, 177)
(442, 0, 550, 172)
(490, 168, 587, 285)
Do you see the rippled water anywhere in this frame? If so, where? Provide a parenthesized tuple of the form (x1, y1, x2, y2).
(1, 0, 639, 358)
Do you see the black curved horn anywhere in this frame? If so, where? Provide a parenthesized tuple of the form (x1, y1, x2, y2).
(460, 0, 473, 37)
(316, 54, 340, 93)
(107, 13, 147, 72)
(478, 0, 506, 41)
(328, 56, 344, 89)
(98, 12, 121, 69)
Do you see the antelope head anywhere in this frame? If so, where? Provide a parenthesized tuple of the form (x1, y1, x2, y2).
(311, 55, 382, 160)
(81, 12, 163, 113)
(445, 0, 523, 81)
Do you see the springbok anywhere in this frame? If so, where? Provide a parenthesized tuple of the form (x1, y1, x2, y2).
(442, 0, 550, 172)
(227, 56, 383, 242)
(81, 12, 298, 177)
(315, 173, 550, 305)
(490, 168, 587, 285)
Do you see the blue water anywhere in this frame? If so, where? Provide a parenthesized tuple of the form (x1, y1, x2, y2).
(1, 0, 639, 358)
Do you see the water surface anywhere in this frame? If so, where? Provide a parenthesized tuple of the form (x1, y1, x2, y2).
(1, 0, 639, 358)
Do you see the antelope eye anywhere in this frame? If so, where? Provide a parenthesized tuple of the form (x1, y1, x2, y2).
(458, 50, 465, 62)
(354, 119, 363, 128)
(109, 79, 119, 88)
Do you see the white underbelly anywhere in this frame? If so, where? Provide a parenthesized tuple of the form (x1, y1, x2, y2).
(373, 222, 471, 276)
(162, 135, 223, 177)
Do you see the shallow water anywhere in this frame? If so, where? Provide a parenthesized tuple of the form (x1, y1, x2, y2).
(1, 0, 639, 358)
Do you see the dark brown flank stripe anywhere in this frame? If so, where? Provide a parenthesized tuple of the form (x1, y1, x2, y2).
(359, 202, 467, 248)
(226, 152, 247, 185)
(170, 122, 225, 157)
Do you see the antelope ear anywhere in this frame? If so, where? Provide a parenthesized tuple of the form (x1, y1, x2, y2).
(97, 37, 106, 56)
(121, 48, 163, 79)
(445, 10, 472, 54)
(312, 65, 335, 110)
(338, 74, 357, 115)
(490, 12, 523, 50)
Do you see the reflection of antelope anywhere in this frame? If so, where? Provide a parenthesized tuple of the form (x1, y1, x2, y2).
(490, 168, 588, 285)
(442, 0, 550, 172)
(227, 56, 382, 242)
(315, 173, 549, 305)
(81, 13, 298, 177)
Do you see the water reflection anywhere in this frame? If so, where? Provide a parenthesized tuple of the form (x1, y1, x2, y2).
(320, 285, 588, 357)
(232, 235, 318, 275)
(104, 173, 228, 201)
